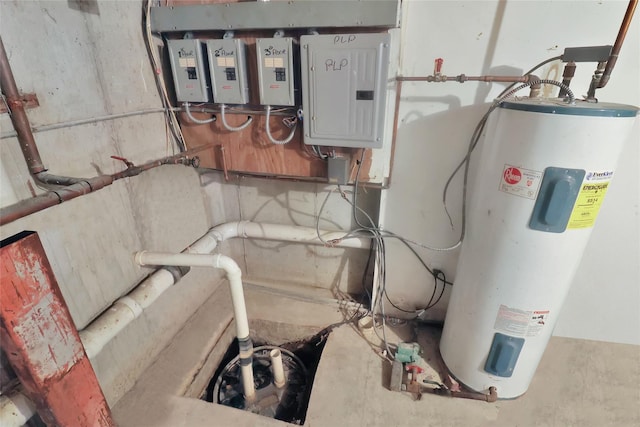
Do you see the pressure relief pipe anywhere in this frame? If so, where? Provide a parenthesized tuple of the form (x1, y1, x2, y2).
(134, 251, 256, 403)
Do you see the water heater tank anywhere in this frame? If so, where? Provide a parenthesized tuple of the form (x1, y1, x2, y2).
(440, 98, 638, 399)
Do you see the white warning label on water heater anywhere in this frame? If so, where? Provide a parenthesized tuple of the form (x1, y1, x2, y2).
(499, 165, 543, 200)
(494, 305, 550, 337)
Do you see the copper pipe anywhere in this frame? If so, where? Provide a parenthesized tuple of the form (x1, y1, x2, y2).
(0, 150, 202, 226)
(558, 61, 577, 98)
(598, 0, 637, 88)
(0, 37, 45, 175)
(397, 74, 533, 83)
(0, 35, 204, 225)
(1, 36, 95, 186)
(430, 385, 498, 402)
(0, 176, 113, 225)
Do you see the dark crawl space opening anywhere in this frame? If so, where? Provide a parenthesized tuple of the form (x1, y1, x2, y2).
(202, 328, 330, 425)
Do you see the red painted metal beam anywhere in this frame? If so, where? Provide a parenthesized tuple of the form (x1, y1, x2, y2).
(0, 231, 115, 426)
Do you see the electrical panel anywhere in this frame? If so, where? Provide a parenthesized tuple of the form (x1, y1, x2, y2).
(167, 39, 210, 103)
(205, 39, 249, 105)
(256, 37, 296, 106)
(300, 33, 390, 148)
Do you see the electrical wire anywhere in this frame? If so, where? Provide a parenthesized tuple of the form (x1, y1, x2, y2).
(220, 104, 253, 131)
(312, 63, 573, 356)
(441, 78, 574, 248)
(496, 55, 563, 99)
(184, 102, 216, 124)
(265, 105, 297, 145)
(144, 0, 186, 152)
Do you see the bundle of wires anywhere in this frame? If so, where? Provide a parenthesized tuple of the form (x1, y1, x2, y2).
(314, 56, 573, 360)
(144, 0, 186, 152)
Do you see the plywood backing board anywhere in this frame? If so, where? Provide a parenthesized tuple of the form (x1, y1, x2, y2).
(162, 0, 380, 182)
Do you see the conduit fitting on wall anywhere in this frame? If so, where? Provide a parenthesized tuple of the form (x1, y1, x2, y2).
(134, 251, 256, 402)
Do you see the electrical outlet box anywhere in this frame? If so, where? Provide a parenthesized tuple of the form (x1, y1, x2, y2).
(256, 37, 296, 106)
(327, 156, 350, 185)
(167, 39, 210, 103)
(206, 39, 249, 105)
(300, 33, 391, 148)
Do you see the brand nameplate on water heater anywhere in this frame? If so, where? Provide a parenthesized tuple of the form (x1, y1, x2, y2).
(499, 165, 542, 199)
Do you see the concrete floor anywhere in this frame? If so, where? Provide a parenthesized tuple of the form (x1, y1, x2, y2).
(114, 283, 640, 427)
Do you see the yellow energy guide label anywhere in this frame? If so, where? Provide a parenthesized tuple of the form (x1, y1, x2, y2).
(567, 172, 612, 229)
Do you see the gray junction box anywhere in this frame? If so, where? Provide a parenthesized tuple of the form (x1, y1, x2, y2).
(300, 33, 390, 148)
(206, 39, 250, 105)
(167, 39, 210, 103)
(256, 37, 296, 106)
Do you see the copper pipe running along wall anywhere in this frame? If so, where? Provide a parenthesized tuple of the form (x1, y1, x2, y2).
(0, 36, 95, 188)
(0, 38, 45, 175)
(396, 75, 534, 83)
(598, 0, 638, 89)
(0, 149, 204, 226)
(0, 36, 202, 226)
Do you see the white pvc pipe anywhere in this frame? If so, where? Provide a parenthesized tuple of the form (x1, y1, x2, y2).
(135, 252, 250, 339)
(134, 251, 255, 401)
(0, 391, 36, 427)
(270, 349, 286, 389)
(235, 221, 369, 249)
(79, 222, 367, 360)
(5, 221, 368, 424)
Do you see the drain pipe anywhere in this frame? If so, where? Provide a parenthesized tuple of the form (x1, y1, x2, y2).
(270, 349, 286, 389)
(134, 251, 256, 403)
(2, 221, 368, 425)
(80, 221, 368, 360)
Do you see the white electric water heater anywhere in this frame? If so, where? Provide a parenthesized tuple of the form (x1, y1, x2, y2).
(440, 98, 638, 399)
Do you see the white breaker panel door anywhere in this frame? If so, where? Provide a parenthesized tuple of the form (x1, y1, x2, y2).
(300, 33, 390, 148)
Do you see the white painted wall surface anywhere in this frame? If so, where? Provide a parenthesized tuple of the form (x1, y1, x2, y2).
(382, 0, 639, 344)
